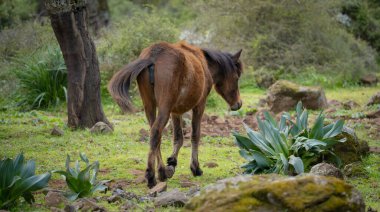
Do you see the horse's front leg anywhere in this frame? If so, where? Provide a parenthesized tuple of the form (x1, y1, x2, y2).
(146, 110, 170, 188)
(190, 104, 205, 176)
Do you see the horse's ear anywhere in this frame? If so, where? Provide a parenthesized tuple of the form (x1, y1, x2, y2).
(232, 49, 242, 62)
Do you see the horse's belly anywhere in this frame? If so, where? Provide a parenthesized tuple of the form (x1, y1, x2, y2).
(171, 81, 204, 114)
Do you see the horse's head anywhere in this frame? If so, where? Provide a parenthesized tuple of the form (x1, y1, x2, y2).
(203, 49, 243, 111)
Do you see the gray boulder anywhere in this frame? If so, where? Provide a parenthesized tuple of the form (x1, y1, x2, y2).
(89, 122, 113, 134)
(310, 163, 344, 179)
(154, 189, 189, 207)
(266, 80, 328, 113)
(360, 73, 378, 86)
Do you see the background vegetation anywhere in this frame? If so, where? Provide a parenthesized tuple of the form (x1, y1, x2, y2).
(1, 0, 380, 210)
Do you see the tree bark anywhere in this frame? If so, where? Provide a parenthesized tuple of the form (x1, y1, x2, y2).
(45, 0, 111, 129)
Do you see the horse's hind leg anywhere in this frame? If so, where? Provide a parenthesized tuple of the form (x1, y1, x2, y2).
(161, 114, 183, 179)
(146, 109, 170, 188)
(190, 103, 205, 176)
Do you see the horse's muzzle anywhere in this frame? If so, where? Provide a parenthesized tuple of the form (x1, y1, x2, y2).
(231, 100, 242, 111)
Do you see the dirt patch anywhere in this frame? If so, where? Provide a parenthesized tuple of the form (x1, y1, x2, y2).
(106, 179, 132, 190)
(369, 146, 380, 153)
(139, 114, 257, 139)
(48, 179, 66, 190)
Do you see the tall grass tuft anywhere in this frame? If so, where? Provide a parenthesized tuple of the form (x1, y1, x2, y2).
(15, 48, 67, 109)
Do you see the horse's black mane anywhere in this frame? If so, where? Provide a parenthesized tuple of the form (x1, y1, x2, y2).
(202, 48, 242, 76)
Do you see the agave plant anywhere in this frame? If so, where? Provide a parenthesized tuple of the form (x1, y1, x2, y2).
(55, 153, 108, 201)
(0, 153, 51, 209)
(234, 102, 346, 175)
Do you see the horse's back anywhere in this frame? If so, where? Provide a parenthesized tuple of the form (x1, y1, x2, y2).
(137, 41, 211, 114)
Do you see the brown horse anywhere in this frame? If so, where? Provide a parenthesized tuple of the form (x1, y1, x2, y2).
(108, 41, 243, 188)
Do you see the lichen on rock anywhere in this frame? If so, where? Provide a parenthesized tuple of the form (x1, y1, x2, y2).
(185, 174, 365, 212)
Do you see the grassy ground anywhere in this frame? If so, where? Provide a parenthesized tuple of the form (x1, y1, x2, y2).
(0, 85, 379, 211)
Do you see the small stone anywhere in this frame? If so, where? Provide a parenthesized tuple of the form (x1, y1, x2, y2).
(134, 175, 146, 184)
(107, 194, 122, 203)
(367, 109, 380, 119)
(310, 163, 344, 179)
(367, 92, 380, 106)
(72, 198, 105, 212)
(180, 180, 196, 188)
(63, 205, 75, 212)
(204, 162, 218, 168)
(343, 100, 360, 110)
(51, 126, 64, 136)
(45, 191, 67, 208)
(214, 117, 225, 124)
(89, 122, 113, 134)
(154, 189, 188, 207)
(120, 201, 137, 211)
(149, 182, 167, 195)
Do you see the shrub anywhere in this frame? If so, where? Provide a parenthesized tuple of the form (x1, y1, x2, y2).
(14, 47, 67, 109)
(192, 0, 379, 86)
(96, 9, 179, 79)
(0, 153, 51, 209)
(233, 102, 346, 175)
(55, 153, 108, 201)
(0, 21, 56, 104)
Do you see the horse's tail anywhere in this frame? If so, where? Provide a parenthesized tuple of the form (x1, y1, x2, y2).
(108, 58, 153, 113)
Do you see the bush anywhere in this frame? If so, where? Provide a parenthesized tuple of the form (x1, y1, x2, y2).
(14, 47, 67, 109)
(96, 9, 179, 79)
(233, 102, 346, 175)
(0, 153, 51, 209)
(192, 0, 379, 86)
(55, 153, 107, 201)
(0, 21, 56, 106)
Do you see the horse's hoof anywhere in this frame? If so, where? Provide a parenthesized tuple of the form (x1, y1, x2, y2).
(147, 178, 157, 188)
(158, 167, 168, 182)
(165, 165, 175, 178)
(146, 169, 157, 188)
(190, 166, 203, 177)
(167, 157, 177, 167)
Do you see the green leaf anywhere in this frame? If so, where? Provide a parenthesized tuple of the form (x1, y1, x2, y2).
(279, 153, 289, 175)
(11, 173, 51, 198)
(244, 123, 276, 156)
(289, 155, 304, 174)
(80, 153, 89, 165)
(20, 160, 35, 179)
(251, 150, 272, 168)
(13, 153, 25, 174)
(323, 120, 344, 139)
(239, 149, 255, 161)
(233, 132, 259, 151)
(263, 111, 277, 128)
(310, 113, 324, 139)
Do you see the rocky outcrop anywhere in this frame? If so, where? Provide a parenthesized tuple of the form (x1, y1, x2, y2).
(331, 127, 369, 165)
(185, 174, 365, 212)
(266, 80, 328, 113)
(359, 73, 378, 86)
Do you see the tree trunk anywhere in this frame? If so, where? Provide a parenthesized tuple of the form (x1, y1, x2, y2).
(45, 0, 111, 129)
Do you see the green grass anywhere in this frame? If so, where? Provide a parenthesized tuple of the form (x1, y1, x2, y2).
(0, 86, 379, 211)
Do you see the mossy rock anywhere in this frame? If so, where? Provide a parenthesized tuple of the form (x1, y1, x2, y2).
(185, 174, 365, 212)
(266, 80, 327, 113)
(330, 127, 369, 165)
(343, 162, 368, 178)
